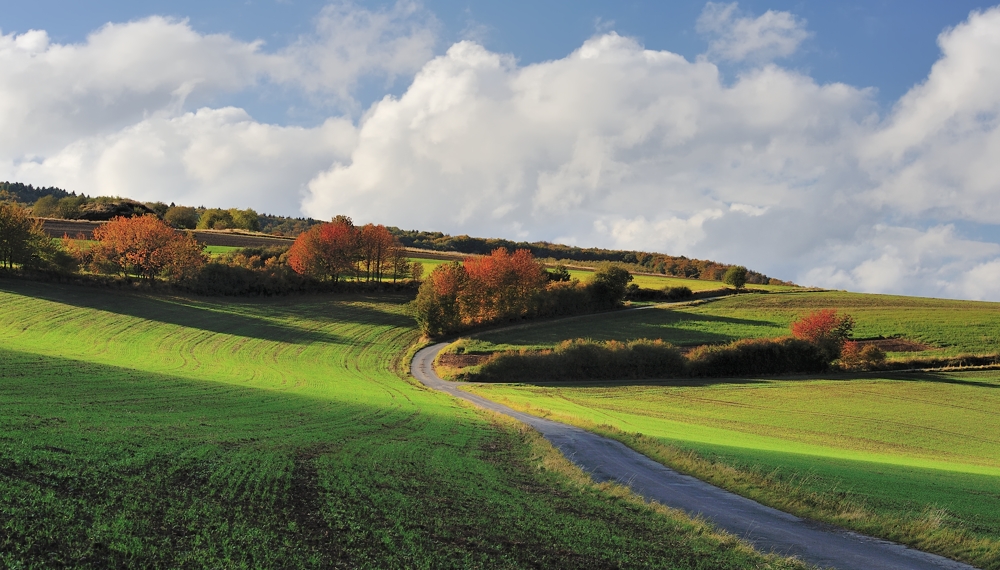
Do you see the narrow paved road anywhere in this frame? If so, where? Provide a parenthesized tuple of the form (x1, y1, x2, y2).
(412, 343, 978, 570)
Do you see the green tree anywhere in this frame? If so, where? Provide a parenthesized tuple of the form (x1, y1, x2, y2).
(164, 206, 200, 229)
(723, 265, 748, 290)
(197, 208, 233, 230)
(588, 264, 633, 308)
(32, 195, 59, 217)
(0, 201, 51, 269)
(229, 208, 260, 231)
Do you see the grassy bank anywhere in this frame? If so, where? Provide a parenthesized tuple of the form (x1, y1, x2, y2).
(0, 280, 806, 569)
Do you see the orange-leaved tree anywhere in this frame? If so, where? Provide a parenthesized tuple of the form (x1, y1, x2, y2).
(790, 309, 855, 361)
(287, 217, 358, 281)
(90, 215, 205, 281)
(358, 223, 401, 282)
(460, 248, 547, 325)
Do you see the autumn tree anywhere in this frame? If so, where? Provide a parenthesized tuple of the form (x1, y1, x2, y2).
(413, 262, 467, 336)
(790, 309, 855, 361)
(409, 261, 424, 282)
(460, 248, 548, 324)
(358, 224, 399, 282)
(90, 215, 205, 281)
(287, 217, 358, 281)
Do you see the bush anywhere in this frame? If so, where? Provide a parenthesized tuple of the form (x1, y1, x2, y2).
(840, 341, 887, 370)
(686, 337, 828, 377)
(663, 286, 693, 300)
(790, 309, 855, 361)
(474, 339, 686, 382)
(588, 264, 633, 308)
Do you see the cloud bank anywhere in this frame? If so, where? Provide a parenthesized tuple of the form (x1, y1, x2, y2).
(3, 2, 1000, 300)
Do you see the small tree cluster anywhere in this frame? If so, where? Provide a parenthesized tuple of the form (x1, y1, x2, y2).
(414, 252, 634, 337)
(0, 199, 70, 271)
(83, 215, 205, 281)
(287, 217, 409, 283)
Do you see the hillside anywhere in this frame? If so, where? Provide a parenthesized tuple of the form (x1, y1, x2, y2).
(0, 279, 806, 568)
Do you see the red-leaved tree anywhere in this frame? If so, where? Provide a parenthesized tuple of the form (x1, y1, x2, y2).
(790, 309, 855, 361)
(461, 248, 548, 325)
(288, 217, 358, 281)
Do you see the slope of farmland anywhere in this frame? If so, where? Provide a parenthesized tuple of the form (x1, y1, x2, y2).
(472, 290, 1000, 357)
(0, 280, 805, 569)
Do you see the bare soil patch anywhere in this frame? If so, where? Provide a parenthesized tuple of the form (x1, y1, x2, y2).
(856, 338, 934, 352)
(439, 354, 490, 368)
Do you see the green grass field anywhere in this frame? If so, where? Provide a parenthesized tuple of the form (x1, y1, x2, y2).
(471, 290, 1000, 357)
(464, 373, 1000, 566)
(203, 244, 243, 255)
(0, 279, 804, 569)
(455, 290, 1000, 567)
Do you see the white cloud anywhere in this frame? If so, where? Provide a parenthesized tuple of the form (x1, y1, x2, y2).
(862, 6, 1000, 225)
(697, 2, 811, 63)
(5, 4, 1000, 300)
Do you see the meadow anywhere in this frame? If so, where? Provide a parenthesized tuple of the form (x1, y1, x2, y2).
(0, 279, 805, 569)
(470, 290, 1000, 357)
(454, 290, 1000, 567)
(464, 373, 1000, 567)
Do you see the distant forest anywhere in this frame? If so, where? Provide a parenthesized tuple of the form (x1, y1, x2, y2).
(1, 181, 791, 285)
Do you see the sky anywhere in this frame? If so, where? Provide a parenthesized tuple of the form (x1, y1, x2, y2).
(2, 1, 1000, 300)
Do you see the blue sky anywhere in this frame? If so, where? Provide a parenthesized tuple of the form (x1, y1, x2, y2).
(4, 1, 992, 117)
(3, 1, 1000, 300)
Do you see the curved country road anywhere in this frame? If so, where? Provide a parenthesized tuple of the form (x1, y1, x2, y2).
(412, 343, 978, 570)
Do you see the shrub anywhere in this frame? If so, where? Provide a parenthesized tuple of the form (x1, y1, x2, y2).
(686, 337, 828, 377)
(663, 286, 693, 300)
(840, 341, 887, 370)
(790, 309, 855, 361)
(588, 264, 633, 308)
(474, 339, 686, 382)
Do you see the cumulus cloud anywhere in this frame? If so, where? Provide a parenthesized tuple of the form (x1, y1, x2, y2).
(696, 2, 811, 62)
(0, 1, 434, 211)
(5, 3, 1000, 300)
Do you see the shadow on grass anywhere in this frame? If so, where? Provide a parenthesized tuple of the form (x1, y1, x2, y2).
(476, 308, 781, 348)
(501, 369, 1000, 390)
(0, 280, 414, 346)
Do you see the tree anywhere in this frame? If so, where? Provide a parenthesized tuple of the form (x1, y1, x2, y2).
(790, 309, 855, 361)
(461, 248, 547, 324)
(229, 208, 260, 231)
(90, 215, 205, 281)
(197, 208, 233, 230)
(0, 201, 48, 269)
(588, 264, 633, 308)
(358, 224, 398, 282)
(32, 195, 59, 218)
(413, 262, 467, 336)
(723, 265, 748, 290)
(287, 217, 358, 281)
(164, 206, 200, 229)
(409, 261, 424, 282)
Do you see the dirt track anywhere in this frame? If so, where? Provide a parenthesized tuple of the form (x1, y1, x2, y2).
(412, 343, 976, 570)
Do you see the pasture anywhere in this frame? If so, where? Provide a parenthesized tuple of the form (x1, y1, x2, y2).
(0, 279, 803, 569)
(453, 290, 1000, 567)
(472, 290, 1000, 357)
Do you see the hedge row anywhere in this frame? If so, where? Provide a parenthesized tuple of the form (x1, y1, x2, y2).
(466, 337, 829, 382)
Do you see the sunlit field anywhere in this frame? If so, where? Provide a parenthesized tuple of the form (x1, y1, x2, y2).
(0, 279, 804, 569)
